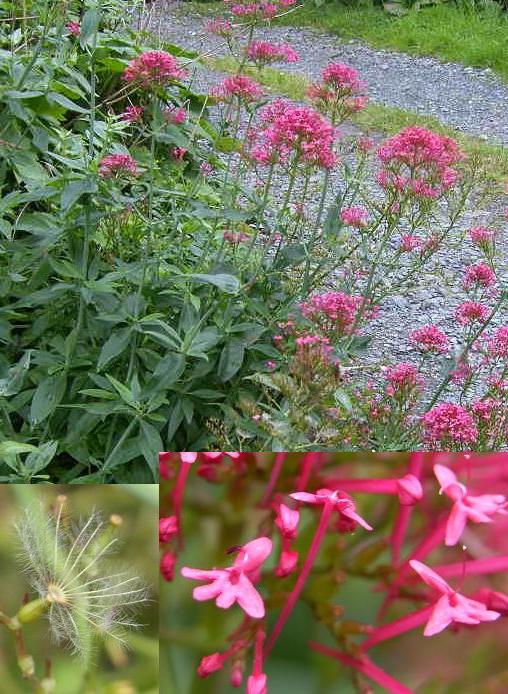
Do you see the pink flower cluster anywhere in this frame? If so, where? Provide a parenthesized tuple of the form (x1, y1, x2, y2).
(340, 205, 369, 228)
(120, 105, 144, 123)
(210, 75, 265, 102)
(66, 21, 80, 36)
(122, 50, 185, 87)
(246, 40, 299, 66)
(455, 300, 490, 326)
(385, 362, 424, 398)
(485, 325, 508, 359)
(300, 291, 374, 336)
(249, 99, 338, 169)
(377, 127, 462, 199)
(409, 324, 450, 355)
(205, 18, 233, 36)
(463, 262, 496, 290)
(163, 452, 508, 692)
(423, 403, 478, 447)
(307, 63, 367, 118)
(98, 153, 139, 178)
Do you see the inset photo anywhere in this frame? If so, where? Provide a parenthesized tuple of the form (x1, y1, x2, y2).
(160, 452, 508, 693)
(0, 485, 158, 693)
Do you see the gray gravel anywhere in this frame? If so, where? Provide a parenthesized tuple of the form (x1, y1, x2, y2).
(143, 0, 508, 147)
(142, 1, 508, 402)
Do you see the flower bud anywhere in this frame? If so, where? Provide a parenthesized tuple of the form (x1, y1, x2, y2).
(17, 598, 47, 624)
(17, 654, 35, 678)
(159, 516, 177, 544)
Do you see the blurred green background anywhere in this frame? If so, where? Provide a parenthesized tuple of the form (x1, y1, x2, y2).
(161, 453, 508, 694)
(0, 484, 159, 694)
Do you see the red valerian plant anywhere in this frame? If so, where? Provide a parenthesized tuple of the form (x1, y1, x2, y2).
(160, 452, 508, 692)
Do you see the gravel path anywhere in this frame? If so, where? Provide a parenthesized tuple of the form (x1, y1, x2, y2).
(142, 2, 508, 395)
(144, 0, 508, 147)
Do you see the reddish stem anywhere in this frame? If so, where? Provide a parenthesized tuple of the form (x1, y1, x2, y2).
(173, 462, 192, 547)
(361, 606, 433, 650)
(309, 642, 415, 694)
(264, 501, 333, 656)
(261, 453, 288, 506)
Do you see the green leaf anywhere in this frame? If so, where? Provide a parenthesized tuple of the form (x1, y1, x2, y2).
(217, 340, 245, 382)
(48, 91, 89, 114)
(0, 351, 31, 396)
(186, 327, 221, 356)
(147, 353, 186, 390)
(105, 375, 137, 407)
(0, 441, 37, 459)
(61, 178, 97, 211)
(22, 441, 58, 477)
(80, 8, 101, 47)
(188, 273, 240, 294)
(138, 421, 162, 479)
(30, 373, 67, 425)
(97, 328, 132, 371)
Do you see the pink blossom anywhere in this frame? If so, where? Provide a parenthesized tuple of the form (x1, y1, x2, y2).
(409, 560, 500, 635)
(164, 106, 187, 124)
(246, 40, 299, 66)
(377, 127, 462, 198)
(468, 226, 497, 248)
(205, 18, 233, 36)
(324, 473, 423, 506)
(340, 206, 369, 228)
(322, 63, 363, 92)
(197, 653, 224, 677)
(200, 161, 213, 177)
(275, 549, 298, 578)
(120, 105, 144, 122)
(159, 515, 178, 543)
(122, 50, 186, 87)
(223, 230, 250, 244)
(434, 464, 507, 546)
(300, 291, 370, 335)
(275, 503, 299, 539)
(385, 362, 424, 397)
(485, 325, 508, 359)
(210, 75, 264, 102)
(181, 537, 272, 618)
(160, 552, 176, 581)
(455, 301, 490, 325)
(409, 324, 450, 355)
(399, 234, 422, 252)
(463, 262, 496, 290)
(230, 2, 278, 18)
(471, 397, 503, 422)
(290, 488, 373, 531)
(423, 403, 478, 447)
(247, 673, 267, 694)
(249, 99, 338, 169)
(66, 21, 80, 36)
(98, 153, 139, 178)
(357, 137, 375, 153)
(171, 147, 187, 161)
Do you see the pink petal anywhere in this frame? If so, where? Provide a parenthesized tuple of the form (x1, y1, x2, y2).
(424, 595, 453, 636)
(290, 492, 320, 504)
(180, 452, 198, 464)
(235, 537, 272, 572)
(235, 573, 265, 618)
(181, 567, 222, 581)
(445, 503, 468, 546)
(434, 464, 465, 500)
(409, 560, 452, 594)
(343, 507, 373, 531)
(215, 581, 239, 610)
(193, 578, 225, 602)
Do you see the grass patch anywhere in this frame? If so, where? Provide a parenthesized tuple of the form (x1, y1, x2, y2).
(209, 55, 508, 181)
(189, 1, 508, 82)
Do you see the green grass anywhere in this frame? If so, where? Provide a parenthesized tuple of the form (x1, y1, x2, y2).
(277, 2, 508, 82)
(209, 56, 508, 181)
